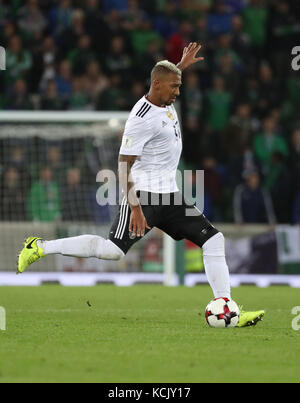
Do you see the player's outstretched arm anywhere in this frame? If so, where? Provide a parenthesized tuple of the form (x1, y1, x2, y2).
(177, 42, 204, 72)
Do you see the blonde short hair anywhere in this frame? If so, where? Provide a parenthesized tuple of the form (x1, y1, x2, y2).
(151, 60, 182, 82)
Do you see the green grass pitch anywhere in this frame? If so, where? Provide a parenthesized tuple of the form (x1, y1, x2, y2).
(0, 285, 300, 383)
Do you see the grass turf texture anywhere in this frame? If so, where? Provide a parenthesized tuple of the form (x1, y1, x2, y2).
(0, 285, 299, 383)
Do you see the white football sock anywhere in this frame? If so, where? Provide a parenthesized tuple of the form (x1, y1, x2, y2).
(202, 232, 231, 300)
(37, 235, 124, 261)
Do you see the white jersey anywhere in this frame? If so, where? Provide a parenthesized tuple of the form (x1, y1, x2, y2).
(119, 96, 182, 193)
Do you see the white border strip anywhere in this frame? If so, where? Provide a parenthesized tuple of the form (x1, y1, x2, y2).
(0, 273, 300, 287)
(185, 274, 300, 288)
(0, 111, 129, 123)
(0, 272, 177, 287)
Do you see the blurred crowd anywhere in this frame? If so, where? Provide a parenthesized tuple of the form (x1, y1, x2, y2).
(0, 0, 300, 224)
(0, 138, 116, 223)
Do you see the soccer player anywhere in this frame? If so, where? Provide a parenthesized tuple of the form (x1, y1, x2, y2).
(17, 43, 264, 327)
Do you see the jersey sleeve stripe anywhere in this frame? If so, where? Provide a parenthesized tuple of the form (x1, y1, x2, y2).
(140, 105, 151, 118)
(136, 102, 147, 117)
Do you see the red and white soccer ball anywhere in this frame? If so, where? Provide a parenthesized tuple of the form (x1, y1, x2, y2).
(205, 298, 240, 328)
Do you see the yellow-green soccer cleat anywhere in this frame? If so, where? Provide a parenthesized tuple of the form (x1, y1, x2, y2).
(236, 307, 265, 328)
(17, 237, 45, 274)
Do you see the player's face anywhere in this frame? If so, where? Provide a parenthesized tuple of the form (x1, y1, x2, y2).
(158, 73, 182, 106)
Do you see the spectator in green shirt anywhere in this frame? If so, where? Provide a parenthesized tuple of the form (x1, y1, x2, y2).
(242, 0, 269, 48)
(17, 0, 47, 40)
(254, 116, 289, 174)
(68, 76, 90, 110)
(205, 75, 232, 132)
(130, 17, 162, 60)
(68, 34, 97, 76)
(5, 35, 32, 87)
(5, 78, 33, 110)
(40, 80, 65, 110)
(96, 73, 127, 111)
(214, 33, 242, 71)
(27, 166, 61, 222)
(104, 35, 132, 79)
(203, 75, 232, 159)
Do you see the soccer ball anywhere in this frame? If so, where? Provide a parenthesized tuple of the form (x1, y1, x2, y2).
(205, 298, 240, 328)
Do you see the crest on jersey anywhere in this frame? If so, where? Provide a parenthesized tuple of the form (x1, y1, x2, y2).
(167, 111, 175, 120)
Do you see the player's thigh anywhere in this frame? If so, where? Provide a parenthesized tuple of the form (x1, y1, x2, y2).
(158, 199, 219, 248)
(108, 198, 156, 255)
(179, 210, 219, 247)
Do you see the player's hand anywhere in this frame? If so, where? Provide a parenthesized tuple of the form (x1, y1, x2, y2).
(179, 42, 204, 70)
(129, 206, 151, 238)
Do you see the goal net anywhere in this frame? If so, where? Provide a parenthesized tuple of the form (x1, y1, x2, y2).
(0, 111, 172, 282)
